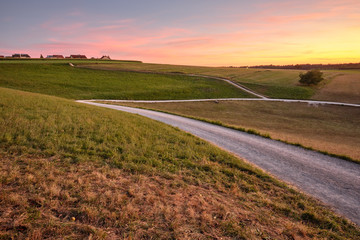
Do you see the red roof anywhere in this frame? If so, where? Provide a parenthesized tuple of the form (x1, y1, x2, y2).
(70, 55, 87, 59)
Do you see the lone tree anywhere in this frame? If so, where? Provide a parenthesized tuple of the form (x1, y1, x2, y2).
(299, 69, 324, 85)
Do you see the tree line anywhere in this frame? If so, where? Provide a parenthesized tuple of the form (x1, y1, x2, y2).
(237, 63, 360, 70)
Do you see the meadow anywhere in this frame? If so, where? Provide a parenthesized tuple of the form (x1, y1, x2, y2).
(81, 61, 354, 100)
(1, 87, 359, 239)
(118, 101, 360, 162)
(0, 62, 252, 100)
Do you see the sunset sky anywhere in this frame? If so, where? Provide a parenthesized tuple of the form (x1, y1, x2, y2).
(1, 0, 359, 66)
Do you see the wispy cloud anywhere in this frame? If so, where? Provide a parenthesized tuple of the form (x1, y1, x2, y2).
(5, 0, 358, 66)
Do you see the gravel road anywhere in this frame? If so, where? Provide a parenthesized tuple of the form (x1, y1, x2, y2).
(186, 74, 268, 99)
(82, 98, 360, 108)
(78, 101, 360, 225)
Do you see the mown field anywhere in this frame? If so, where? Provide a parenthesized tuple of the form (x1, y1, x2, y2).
(1, 87, 359, 239)
(0, 62, 252, 100)
(80, 61, 356, 100)
(119, 101, 360, 162)
(312, 72, 360, 104)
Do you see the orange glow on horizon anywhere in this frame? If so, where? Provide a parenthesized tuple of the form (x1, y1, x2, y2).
(1, 0, 359, 66)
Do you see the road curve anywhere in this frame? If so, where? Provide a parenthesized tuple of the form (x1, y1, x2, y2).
(78, 101, 360, 225)
(186, 74, 268, 99)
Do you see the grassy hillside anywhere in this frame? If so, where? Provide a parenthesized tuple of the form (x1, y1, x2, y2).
(118, 101, 360, 162)
(1, 87, 359, 239)
(0, 62, 252, 100)
(81, 61, 345, 99)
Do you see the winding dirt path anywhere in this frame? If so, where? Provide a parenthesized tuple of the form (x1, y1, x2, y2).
(77, 100, 360, 225)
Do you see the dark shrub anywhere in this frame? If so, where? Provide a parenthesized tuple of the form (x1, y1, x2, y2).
(299, 70, 324, 85)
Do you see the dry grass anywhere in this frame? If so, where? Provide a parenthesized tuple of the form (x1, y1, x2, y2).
(1, 87, 359, 239)
(312, 72, 360, 104)
(1, 154, 359, 239)
(119, 101, 360, 161)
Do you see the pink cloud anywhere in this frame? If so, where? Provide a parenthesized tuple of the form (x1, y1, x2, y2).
(256, 0, 360, 25)
(264, 11, 335, 24)
(21, 1, 360, 66)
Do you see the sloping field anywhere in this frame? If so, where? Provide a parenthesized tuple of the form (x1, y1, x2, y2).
(119, 101, 360, 161)
(0, 62, 252, 100)
(1, 87, 359, 239)
(81, 62, 345, 100)
(312, 72, 360, 104)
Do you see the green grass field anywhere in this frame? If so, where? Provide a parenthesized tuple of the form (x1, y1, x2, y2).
(1, 87, 359, 239)
(118, 101, 360, 162)
(81, 61, 350, 100)
(0, 62, 252, 100)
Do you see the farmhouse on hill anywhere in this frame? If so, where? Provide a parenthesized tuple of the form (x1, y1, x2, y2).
(100, 55, 111, 60)
(47, 55, 64, 59)
(68, 54, 87, 59)
(12, 53, 31, 58)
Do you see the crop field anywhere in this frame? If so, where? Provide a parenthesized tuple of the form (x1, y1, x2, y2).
(0, 62, 252, 100)
(81, 61, 352, 100)
(1, 87, 359, 239)
(312, 72, 360, 104)
(118, 101, 360, 161)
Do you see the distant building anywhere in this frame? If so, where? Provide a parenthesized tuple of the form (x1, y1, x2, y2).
(100, 55, 111, 60)
(69, 54, 87, 59)
(0, 55, 4, 58)
(12, 53, 31, 58)
(46, 55, 64, 59)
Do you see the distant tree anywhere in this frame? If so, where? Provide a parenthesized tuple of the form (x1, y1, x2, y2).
(299, 69, 324, 85)
(40, 54, 44, 59)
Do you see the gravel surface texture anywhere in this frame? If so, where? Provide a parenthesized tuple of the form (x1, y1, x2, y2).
(82, 98, 360, 107)
(78, 101, 360, 225)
